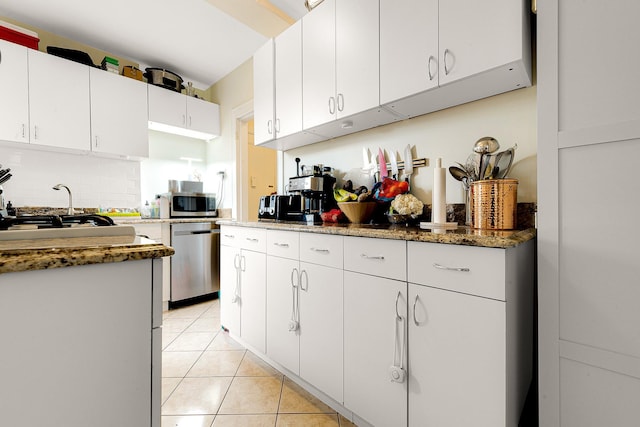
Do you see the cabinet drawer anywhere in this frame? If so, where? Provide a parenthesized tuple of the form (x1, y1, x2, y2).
(407, 242, 505, 301)
(299, 232, 343, 269)
(220, 225, 243, 247)
(220, 226, 267, 252)
(267, 230, 299, 259)
(239, 227, 267, 252)
(344, 236, 406, 281)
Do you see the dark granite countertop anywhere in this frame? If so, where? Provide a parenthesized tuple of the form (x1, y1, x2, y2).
(0, 235, 174, 275)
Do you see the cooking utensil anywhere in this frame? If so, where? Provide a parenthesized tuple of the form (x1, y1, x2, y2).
(378, 148, 388, 179)
(0, 168, 10, 180)
(0, 173, 12, 185)
(449, 166, 467, 181)
(404, 144, 413, 185)
(389, 151, 399, 179)
(495, 145, 516, 178)
(144, 67, 185, 92)
(473, 137, 500, 180)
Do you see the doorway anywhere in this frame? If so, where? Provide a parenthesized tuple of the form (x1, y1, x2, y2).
(246, 120, 277, 221)
(233, 101, 278, 222)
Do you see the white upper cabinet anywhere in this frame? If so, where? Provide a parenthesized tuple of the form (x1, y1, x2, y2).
(89, 68, 149, 158)
(274, 20, 303, 140)
(302, 0, 397, 139)
(0, 40, 29, 143)
(148, 84, 220, 140)
(28, 49, 91, 151)
(380, 0, 439, 105)
(186, 96, 220, 136)
(253, 38, 275, 145)
(381, 0, 532, 118)
(439, 0, 528, 86)
(302, 0, 336, 131)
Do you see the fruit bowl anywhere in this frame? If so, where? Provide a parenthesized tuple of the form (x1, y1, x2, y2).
(337, 202, 377, 224)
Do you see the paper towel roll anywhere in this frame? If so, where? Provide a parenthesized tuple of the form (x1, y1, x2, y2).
(432, 158, 446, 224)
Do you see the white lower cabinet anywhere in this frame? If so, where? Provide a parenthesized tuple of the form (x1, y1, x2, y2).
(344, 271, 408, 427)
(408, 283, 505, 426)
(220, 226, 267, 353)
(228, 225, 534, 427)
(266, 230, 343, 403)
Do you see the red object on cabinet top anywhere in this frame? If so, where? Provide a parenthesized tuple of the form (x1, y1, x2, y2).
(0, 20, 39, 50)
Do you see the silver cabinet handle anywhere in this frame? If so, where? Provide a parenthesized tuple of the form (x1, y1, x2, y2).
(310, 247, 329, 253)
(21, 124, 25, 138)
(182, 114, 186, 125)
(275, 118, 281, 134)
(189, 115, 192, 127)
(337, 93, 344, 112)
(361, 254, 384, 260)
(224, 234, 235, 238)
(240, 255, 246, 272)
(443, 49, 451, 75)
(413, 295, 420, 326)
(395, 291, 402, 320)
(433, 263, 470, 272)
(289, 268, 300, 332)
(328, 96, 336, 115)
(427, 55, 436, 81)
(94, 135, 99, 148)
(267, 119, 273, 135)
(273, 242, 289, 248)
(33, 125, 39, 140)
(246, 237, 259, 242)
(300, 269, 309, 291)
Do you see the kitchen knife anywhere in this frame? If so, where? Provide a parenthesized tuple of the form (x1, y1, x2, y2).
(404, 145, 413, 185)
(378, 148, 388, 179)
(0, 173, 12, 185)
(389, 150, 399, 179)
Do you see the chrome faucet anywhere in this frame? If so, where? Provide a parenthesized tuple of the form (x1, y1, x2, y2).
(52, 184, 73, 215)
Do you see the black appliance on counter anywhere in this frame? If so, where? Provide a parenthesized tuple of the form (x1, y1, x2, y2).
(0, 213, 115, 230)
(258, 194, 304, 221)
(259, 161, 336, 224)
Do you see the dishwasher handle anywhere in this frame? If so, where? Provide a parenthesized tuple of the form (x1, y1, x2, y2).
(174, 229, 219, 236)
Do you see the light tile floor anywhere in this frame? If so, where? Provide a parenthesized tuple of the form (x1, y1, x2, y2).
(162, 299, 357, 427)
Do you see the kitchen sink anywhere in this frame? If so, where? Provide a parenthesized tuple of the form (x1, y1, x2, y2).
(0, 224, 137, 241)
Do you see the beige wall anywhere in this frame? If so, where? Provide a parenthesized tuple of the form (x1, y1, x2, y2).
(204, 58, 254, 212)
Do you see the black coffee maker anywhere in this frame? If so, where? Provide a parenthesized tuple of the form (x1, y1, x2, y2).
(288, 162, 336, 223)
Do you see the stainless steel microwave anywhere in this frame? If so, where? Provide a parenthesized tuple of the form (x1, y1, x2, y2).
(162, 192, 217, 218)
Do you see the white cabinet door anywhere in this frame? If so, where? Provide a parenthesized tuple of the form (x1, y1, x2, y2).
(186, 96, 220, 136)
(344, 271, 407, 427)
(0, 40, 29, 143)
(438, 0, 525, 86)
(266, 255, 300, 374)
(302, 0, 336, 130)
(148, 84, 186, 128)
(28, 49, 90, 151)
(220, 244, 241, 335)
(253, 39, 275, 145)
(408, 283, 505, 427)
(240, 249, 267, 353)
(89, 68, 149, 158)
(335, 0, 380, 118)
(274, 20, 303, 140)
(299, 261, 343, 403)
(379, 0, 438, 105)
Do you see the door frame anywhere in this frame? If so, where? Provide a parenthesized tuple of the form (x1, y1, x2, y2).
(232, 100, 283, 222)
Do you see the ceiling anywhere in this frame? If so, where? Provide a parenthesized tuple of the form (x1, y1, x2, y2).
(0, 0, 309, 89)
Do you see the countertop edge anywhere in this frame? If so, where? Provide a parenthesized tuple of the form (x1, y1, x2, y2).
(216, 220, 536, 249)
(0, 244, 175, 275)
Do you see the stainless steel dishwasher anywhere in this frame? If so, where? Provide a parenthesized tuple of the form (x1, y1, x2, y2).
(170, 222, 220, 306)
